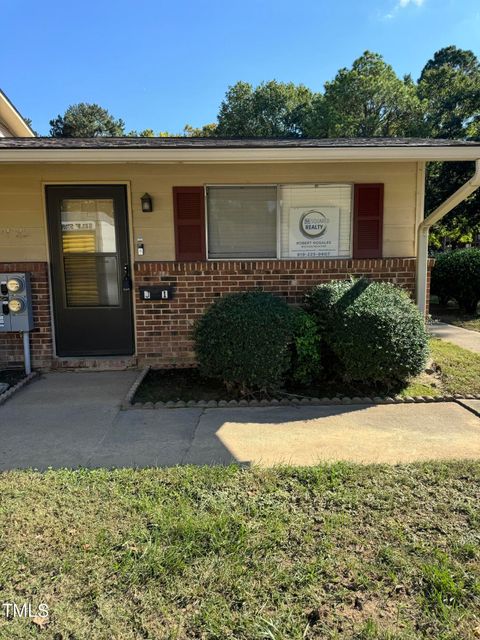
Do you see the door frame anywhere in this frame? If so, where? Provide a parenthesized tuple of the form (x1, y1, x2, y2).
(42, 181, 137, 358)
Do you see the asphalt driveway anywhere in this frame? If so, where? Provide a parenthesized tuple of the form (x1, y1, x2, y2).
(0, 371, 479, 470)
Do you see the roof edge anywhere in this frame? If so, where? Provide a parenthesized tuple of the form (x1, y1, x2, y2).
(1, 135, 479, 147)
(0, 90, 34, 137)
(0, 146, 479, 163)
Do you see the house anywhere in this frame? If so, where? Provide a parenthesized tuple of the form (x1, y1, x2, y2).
(0, 90, 34, 137)
(1, 94, 479, 371)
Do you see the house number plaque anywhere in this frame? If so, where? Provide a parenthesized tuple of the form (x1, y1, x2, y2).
(139, 286, 173, 301)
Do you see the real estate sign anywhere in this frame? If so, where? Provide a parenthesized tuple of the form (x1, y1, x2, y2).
(288, 206, 340, 257)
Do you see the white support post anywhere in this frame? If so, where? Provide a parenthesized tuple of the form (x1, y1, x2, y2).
(416, 225, 430, 316)
(415, 159, 480, 317)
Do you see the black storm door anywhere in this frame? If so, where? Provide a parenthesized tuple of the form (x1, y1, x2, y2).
(46, 185, 134, 356)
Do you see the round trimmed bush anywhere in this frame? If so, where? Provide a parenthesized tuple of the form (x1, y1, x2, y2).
(431, 248, 480, 313)
(306, 279, 428, 384)
(290, 308, 322, 385)
(194, 291, 297, 393)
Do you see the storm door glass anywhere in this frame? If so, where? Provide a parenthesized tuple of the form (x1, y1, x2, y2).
(60, 199, 120, 307)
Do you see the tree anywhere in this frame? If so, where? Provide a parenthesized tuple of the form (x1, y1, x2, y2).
(127, 128, 155, 137)
(215, 80, 314, 137)
(304, 51, 425, 137)
(49, 103, 125, 137)
(418, 47, 480, 248)
(183, 123, 217, 137)
(418, 46, 480, 139)
(427, 161, 480, 249)
(127, 129, 177, 137)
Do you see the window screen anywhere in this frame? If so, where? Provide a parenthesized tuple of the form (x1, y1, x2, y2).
(207, 186, 277, 259)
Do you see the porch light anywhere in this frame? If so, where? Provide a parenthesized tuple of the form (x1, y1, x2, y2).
(141, 193, 153, 212)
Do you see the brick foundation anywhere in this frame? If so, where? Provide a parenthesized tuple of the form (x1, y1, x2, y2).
(0, 262, 53, 370)
(134, 258, 426, 368)
(0, 258, 432, 371)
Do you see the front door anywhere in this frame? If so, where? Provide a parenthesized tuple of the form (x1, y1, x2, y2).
(46, 185, 134, 356)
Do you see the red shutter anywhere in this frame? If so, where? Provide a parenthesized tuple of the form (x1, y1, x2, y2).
(173, 187, 206, 261)
(353, 184, 384, 259)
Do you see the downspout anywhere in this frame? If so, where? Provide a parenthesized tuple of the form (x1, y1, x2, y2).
(416, 159, 480, 316)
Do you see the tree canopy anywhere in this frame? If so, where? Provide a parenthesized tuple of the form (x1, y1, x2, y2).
(417, 46, 480, 248)
(215, 80, 313, 137)
(183, 123, 218, 137)
(49, 103, 125, 137)
(48, 47, 479, 146)
(418, 46, 480, 139)
(304, 51, 425, 138)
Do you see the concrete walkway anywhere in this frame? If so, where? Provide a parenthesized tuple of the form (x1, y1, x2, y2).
(429, 321, 480, 353)
(0, 371, 479, 470)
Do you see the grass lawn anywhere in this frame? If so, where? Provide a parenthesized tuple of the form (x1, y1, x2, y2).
(0, 463, 479, 639)
(429, 338, 480, 396)
(135, 339, 480, 403)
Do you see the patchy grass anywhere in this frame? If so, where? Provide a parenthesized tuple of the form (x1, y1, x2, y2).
(0, 463, 479, 639)
(399, 378, 442, 398)
(429, 338, 480, 395)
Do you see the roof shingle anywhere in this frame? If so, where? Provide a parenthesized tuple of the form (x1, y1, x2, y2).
(0, 136, 478, 149)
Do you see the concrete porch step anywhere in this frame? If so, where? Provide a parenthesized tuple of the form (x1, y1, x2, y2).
(51, 356, 138, 371)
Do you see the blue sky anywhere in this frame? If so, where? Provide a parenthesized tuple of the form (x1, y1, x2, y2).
(2, 0, 479, 135)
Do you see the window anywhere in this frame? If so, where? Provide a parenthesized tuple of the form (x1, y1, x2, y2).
(207, 186, 277, 259)
(60, 198, 119, 306)
(205, 184, 352, 260)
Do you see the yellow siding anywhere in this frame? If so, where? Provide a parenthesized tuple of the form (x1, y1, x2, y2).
(0, 161, 419, 261)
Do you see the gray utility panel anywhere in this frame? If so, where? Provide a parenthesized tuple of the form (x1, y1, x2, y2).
(0, 273, 34, 332)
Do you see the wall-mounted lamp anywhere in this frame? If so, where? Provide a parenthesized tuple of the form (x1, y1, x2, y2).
(141, 193, 153, 212)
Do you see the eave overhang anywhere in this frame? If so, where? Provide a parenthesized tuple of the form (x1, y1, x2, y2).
(0, 91, 34, 137)
(0, 146, 480, 164)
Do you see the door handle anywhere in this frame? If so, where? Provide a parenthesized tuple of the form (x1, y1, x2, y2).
(122, 264, 132, 291)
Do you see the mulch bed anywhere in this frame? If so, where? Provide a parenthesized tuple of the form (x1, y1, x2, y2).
(0, 369, 37, 405)
(0, 369, 26, 388)
(133, 367, 434, 405)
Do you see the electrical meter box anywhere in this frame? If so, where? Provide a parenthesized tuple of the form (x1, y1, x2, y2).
(0, 273, 34, 332)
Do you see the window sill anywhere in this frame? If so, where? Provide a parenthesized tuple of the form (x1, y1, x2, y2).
(206, 256, 353, 261)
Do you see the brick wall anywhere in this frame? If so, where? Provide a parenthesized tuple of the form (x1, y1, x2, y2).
(0, 262, 53, 369)
(134, 258, 427, 368)
(0, 258, 432, 370)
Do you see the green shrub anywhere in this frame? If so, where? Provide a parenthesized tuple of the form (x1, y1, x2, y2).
(194, 291, 297, 393)
(431, 248, 480, 314)
(430, 251, 453, 306)
(290, 309, 322, 385)
(306, 279, 428, 384)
